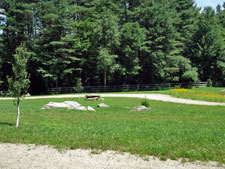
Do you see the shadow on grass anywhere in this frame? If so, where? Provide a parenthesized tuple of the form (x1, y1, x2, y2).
(0, 122, 14, 126)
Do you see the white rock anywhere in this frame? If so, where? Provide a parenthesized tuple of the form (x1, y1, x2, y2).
(131, 106, 152, 112)
(97, 103, 109, 108)
(42, 101, 87, 111)
(25, 93, 31, 97)
(42, 102, 69, 109)
(87, 106, 96, 111)
(64, 101, 87, 110)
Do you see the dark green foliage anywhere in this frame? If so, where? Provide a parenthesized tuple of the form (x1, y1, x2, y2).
(207, 79, 212, 87)
(190, 7, 225, 84)
(97, 48, 118, 86)
(8, 45, 30, 99)
(118, 22, 145, 83)
(137, 0, 175, 83)
(0, 0, 35, 90)
(141, 99, 150, 108)
(0, 0, 224, 93)
(165, 0, 199, 83)
(75, 78, 83, 93)
(0, 36, 3, 88)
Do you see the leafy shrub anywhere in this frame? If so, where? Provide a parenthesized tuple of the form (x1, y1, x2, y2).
(207, 78, 212, 87)
(174, 85, 181, 89)
(75, 78, 83, 92)
(141, 99, 150, 107)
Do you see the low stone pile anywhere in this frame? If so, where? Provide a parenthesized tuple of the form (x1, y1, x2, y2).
(42, 101, 95, 111)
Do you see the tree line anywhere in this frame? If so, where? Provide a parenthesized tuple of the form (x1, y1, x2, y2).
(0, 0, 225, 94)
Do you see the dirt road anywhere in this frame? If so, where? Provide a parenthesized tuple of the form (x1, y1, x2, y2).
(0, 93, 225, 106)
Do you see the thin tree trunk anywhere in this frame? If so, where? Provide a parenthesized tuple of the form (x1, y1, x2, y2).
(104, 71, 107, 86)
(124, 1, 128, 22)
(125, 73, 128, 84)
(16, 99, 20, 128)
(56, 75, 59, 88)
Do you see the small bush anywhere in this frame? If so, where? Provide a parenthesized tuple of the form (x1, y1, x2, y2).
(174, 85, 181, 89)
(75, 78, 83, 92)
(141, 99, 150, 107)
(207, 79, 212, 87)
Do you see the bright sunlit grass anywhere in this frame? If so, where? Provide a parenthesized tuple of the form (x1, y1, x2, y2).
(0, 97, 224, 163)
(169, 87, 225, 103)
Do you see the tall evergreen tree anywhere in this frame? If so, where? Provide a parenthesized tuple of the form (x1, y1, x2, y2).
(135, 0, 176, 83)
(118, 22, 145, 84)
(93, 9, 120, 85)
(34, 0, 83, 88)
(190, 7, 225, 83)
(0, 0, 35, 90)
(161, 0, 198, 83)
(0, 0, 224, 93)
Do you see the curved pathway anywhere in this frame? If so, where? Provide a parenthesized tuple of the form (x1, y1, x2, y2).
(0, 94, 225, 106)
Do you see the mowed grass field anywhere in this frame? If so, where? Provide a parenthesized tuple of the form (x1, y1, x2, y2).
(0, 97, 225, 163)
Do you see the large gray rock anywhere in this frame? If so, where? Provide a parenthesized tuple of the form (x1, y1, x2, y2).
(97, 103, 109, 108)
(131, 106, 152, 112)
(42, 101, 87, 111)
(42, 102, 69, 109)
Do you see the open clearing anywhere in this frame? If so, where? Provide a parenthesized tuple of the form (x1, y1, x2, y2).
(0, 94, 224, 168)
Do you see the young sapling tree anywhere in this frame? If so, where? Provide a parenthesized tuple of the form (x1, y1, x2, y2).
(8, 44, 30, 127)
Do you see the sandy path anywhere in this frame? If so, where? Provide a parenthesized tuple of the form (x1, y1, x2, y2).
(1, 93, 225, 106)
(0, 143, 224, 169)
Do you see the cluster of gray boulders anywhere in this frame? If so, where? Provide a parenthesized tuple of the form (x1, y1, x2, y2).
(42, 101, 152, 112)
(42, 101, 110, 111)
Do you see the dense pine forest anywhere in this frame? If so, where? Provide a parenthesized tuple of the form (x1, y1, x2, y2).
(0, 0, 225, 94)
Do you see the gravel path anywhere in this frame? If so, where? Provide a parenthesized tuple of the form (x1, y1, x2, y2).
(1, 93, 225, 106)
(0, 143, 224, 169)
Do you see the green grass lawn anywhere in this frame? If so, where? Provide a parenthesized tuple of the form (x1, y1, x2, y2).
(0, 97, 224, 163)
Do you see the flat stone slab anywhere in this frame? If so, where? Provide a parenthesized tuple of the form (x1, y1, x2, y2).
(97, 103, 109, 108)
(131, 106, 152, 112)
